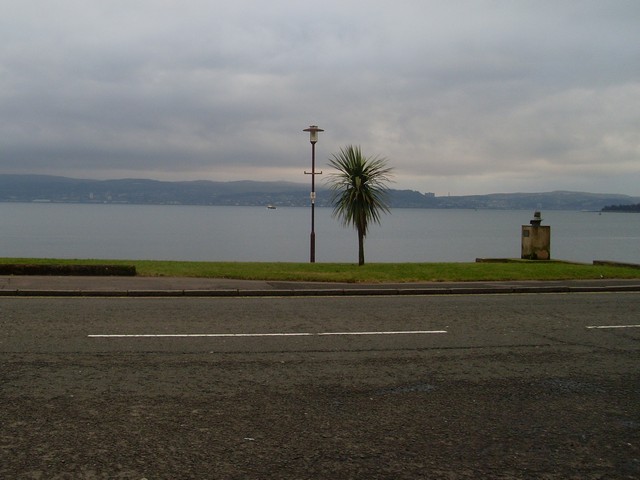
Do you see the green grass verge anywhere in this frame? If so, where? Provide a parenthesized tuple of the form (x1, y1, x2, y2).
(1, 258, 639, 282)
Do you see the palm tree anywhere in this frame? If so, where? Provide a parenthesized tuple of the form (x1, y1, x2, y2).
(326, 145, 393, 265)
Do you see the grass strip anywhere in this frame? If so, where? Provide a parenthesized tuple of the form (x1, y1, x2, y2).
(1, 258, 639, 282)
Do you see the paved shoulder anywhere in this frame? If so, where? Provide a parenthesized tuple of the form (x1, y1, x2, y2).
(1, 275, 639, 297)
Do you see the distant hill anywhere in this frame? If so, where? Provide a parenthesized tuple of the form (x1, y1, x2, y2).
(0, 174, 638, 210)
(602, 203, 640, 212)
(434, 191, 640, 211)
(0, 175, 312, 207)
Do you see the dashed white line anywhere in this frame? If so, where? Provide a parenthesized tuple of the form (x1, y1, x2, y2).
(88, 330, 447, 338)
(586, 324, 640, 330)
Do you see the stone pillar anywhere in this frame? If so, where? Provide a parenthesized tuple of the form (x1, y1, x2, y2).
(521, 211, 551, 260)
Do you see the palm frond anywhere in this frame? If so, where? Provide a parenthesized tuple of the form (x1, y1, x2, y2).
(326, 145, 393, 237)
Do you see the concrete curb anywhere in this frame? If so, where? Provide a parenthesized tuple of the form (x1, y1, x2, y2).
(2, 284, 639, 297)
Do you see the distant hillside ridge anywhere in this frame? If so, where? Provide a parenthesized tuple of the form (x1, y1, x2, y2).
(436, 191, 640, 211)
(0, 174, 638, 210)
(602, 203, 640, 212)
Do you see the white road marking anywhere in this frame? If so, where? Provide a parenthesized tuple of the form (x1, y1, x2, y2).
(586, 324, 640, 329)
(88, 330, 447, 338)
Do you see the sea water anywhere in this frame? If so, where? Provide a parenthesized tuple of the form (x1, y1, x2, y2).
(0, 203, 638, 264)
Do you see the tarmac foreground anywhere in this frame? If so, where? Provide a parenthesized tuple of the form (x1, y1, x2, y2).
(1, 291, 639, 478)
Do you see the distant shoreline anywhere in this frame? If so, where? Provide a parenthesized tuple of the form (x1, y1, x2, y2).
(1, 174, 639, 211)
(2, 199, 639, 212)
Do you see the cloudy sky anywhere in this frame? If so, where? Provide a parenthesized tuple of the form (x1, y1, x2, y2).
(1, 0, 639, 195)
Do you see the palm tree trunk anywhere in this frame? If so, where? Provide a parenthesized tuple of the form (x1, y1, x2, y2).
(357, 227, 365, 266)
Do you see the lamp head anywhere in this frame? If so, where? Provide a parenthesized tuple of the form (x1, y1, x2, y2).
(303, 125, 324, 144)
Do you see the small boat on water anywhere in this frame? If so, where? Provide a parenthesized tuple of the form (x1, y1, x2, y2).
(266, 205, 277, 210)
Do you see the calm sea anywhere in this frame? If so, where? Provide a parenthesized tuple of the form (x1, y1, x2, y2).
(0, 203, 638, 264)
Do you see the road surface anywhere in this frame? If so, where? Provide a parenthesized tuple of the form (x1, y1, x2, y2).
(1, 293, 639, 479)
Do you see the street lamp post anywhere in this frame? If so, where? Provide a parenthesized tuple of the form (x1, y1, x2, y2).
(303, 125, 324, 263)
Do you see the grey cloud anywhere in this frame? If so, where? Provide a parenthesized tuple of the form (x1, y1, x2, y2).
(1, 0, 639, 195)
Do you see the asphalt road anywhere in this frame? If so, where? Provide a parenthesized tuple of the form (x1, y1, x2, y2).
(1, 293, 639, 479)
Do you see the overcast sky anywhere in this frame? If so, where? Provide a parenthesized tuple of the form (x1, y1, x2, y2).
(1, 1, 639, 195)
